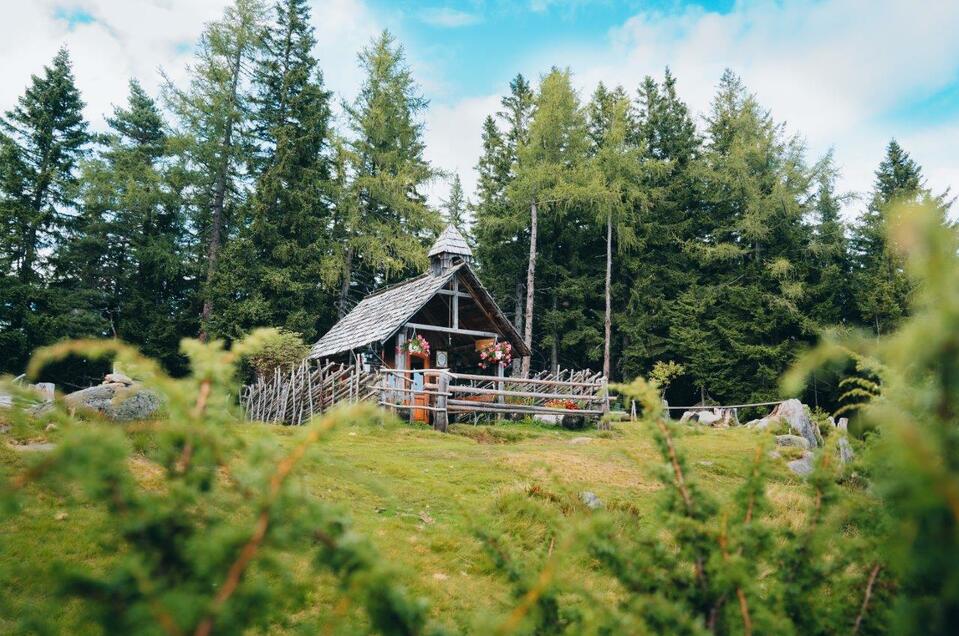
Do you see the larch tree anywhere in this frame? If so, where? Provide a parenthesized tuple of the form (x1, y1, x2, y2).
(165, 0, 265, 339)
(0, 47, 89, 372)
(587, 87, 645, 379)
(510, 68, 592, 377)
(336, 30, 440, 317)
(209, 0, 336, 342)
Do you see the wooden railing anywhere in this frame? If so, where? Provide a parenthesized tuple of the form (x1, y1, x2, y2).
(241, 364, 608, 428)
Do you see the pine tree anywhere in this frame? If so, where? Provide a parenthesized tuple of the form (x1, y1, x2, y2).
(336, 30, 440, 316)
(850, 140, 926, 336)
(209, 0, 337, 342)
(0, 47, 89, 373)
(165, 0, 265, 339)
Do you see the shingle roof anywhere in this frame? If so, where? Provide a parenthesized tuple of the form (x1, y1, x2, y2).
(309, 262, 530, 359)
(428, 225, 472, 258)
(309, 266, 462, 359)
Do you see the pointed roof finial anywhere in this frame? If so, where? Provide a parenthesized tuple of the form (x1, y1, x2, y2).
(428, 224, 472, 259)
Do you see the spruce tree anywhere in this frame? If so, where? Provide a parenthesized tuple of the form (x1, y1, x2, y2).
(0, 47, 89, 373)
(850, 140, 926, 335)
(209, 0, 337, 342)
(807, 153, 852, 328)
(669, 70, 815, 403)
(336, 30, 440, 316)
(473, 75, 535, 334)
(618, 70, 698, 388)
(441, 174, 469, 233)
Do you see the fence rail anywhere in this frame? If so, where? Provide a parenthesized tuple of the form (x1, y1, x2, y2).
(240, 364, 609, 428)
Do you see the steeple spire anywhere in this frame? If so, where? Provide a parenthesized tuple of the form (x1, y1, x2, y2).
(428, 225, 473, 274)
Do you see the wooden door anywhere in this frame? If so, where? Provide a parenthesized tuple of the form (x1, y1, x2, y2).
(409, 352, 430, 423)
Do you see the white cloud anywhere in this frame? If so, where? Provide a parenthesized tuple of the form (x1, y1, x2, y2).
(419, 7, 481, 28)
(423, 94, 501, 210)
(0, 0, 378, 129)
(529, 0, 959, 215)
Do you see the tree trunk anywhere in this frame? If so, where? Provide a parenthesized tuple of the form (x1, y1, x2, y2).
(338, 247, 353, 318)
(603, 210, 612, 380)
(550, 291, 558, 375)
(199, 42, 244, 341)
(521, 200, 538, 378)
(513, 281, 524, 333)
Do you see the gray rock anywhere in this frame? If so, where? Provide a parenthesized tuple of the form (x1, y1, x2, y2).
(580, 491, 603, 510)
(766, 399, 821, 448)
(787, 451, 815, 477)
(775, 434, 810, 449)
(104, 372, 134, 386)
(837, 417, 849, 432)
(64, 383, 160, 421)
(746, 416, 777, 430)
(838, 436, 855, 465)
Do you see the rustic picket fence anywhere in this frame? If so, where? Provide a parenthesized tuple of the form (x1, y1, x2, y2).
(240, 363, 608, 427)
(239, 360, 380, 425)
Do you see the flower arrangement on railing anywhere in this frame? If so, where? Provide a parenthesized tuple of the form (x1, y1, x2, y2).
(478, 340, 512, 369)
(404, 334, 430, 356)
(544, 399, 580, 410)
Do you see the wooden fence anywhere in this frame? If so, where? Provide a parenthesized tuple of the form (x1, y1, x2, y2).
(240, 363, 608, 428)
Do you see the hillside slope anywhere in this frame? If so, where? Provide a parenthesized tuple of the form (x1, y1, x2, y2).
(1, 416, 813, 632)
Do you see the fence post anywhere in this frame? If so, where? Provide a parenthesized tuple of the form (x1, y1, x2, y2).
(434, 371, 449, 433)
(496, 363, 505, 422)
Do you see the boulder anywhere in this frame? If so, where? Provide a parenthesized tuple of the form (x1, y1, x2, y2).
(838, 436, 855, 465)
(580, 491, 603, 510)
(759, 399, 821, 448)
(787, 451, 815, 477)
(837, 417, 849, 432)
(64, 383, 160, 421)
(775, 434, 810, 449)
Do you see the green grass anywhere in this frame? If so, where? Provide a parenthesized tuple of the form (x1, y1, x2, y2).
(0, 414, 814, 632)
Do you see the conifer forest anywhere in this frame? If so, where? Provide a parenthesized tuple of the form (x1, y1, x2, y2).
(2, 1, 959, 635)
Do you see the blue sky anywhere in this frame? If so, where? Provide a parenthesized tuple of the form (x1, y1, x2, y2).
(3, 1, 958, 211)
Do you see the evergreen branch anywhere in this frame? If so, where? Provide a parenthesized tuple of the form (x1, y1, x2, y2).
(852, 562, 881, 636)
(194, 412, 338, 636)
(496, 532, 571, 635)
(719, 515, 752, 636)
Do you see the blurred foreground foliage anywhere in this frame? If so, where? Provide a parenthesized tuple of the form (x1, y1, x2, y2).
(2, 331, 436, 636)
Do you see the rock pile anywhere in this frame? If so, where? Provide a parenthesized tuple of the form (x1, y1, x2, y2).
(60, 373, 161, 421)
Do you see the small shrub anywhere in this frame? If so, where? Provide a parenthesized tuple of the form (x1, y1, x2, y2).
(236, 328, 309, 383)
